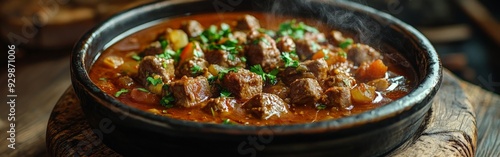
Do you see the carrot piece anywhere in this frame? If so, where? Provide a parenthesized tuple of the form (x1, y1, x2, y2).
(179, 42, 194, 64)
(367, 59, 388, 79)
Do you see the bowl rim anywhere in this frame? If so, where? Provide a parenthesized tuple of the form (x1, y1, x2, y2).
(71, 0, 442, 135)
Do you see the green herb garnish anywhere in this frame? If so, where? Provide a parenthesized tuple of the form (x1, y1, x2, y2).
(222, 119, 233, 125)
(281, 52, 299, 68)
(160, 95, 175, 108)
(191, 65, 202, 75)
(131, 54, 142, 61)
(220, 89, 232, 97)
(278, 20, 319, 39)
(114, 89, 129, 97)
(316, 104, 327, 110)
(338, 51, 347, 58)
(146, 76, 163, 86)
(217, 67, 240, 80)
(339, 38, 353, 49)
(250, 65, 279, 85)
(137, 88, 149, 93)
(99, 78, 107, 81)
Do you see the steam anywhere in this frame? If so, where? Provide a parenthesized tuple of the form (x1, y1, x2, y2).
(264, 0, 386, 48)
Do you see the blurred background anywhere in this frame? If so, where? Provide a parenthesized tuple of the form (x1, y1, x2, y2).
(0, 0, 498, 156)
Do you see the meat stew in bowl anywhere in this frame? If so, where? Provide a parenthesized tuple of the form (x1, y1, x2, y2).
(89, 12, 416, 126)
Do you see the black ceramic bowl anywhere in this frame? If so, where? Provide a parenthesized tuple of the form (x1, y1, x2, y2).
(71, 0, 442, 156)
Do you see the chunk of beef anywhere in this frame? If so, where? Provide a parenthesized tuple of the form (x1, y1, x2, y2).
(304, 32, 326, 43)
(289, 78, 323, 105)
(232, 31, 247, 44)
(327, 30, 346, 46)
(170, 76, 211, 108)
(302, 59, 328, 81)
(181, 20, 204, 38)
(202, 97, 237, 116)
(142, 41, 163, 56)
(243, 93, 288, 120)
(245, 32, 282, 72)
(263, 82, 290, 100)
(205, 49, 246, 68)
(281, 59, 328, 85)
(322, 72, 356, 89)
(347, 44, 382, 65)
(137, 56, 175, 86)
(222, 69, 263, 100)
(295, 39, 321, 60)
(276, 36, 296, 53)
(322, 87, 352, 110)
(177, 57, 209, 77)
(235, 14, 260, 31)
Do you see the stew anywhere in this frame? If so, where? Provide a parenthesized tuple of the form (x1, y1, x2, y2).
(89, 12, 416, 125)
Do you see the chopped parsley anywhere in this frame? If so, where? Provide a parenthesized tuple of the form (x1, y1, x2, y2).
(99, 77, 107, 81)
(316, 104, 327, 110)
(160, 95, 175, 108)
(208, 39, 242, 61)
(240, 56, 247, 62)
(217, 67, 240, 80)
(210, 107, 216, 117)
(114, 89, 129, 97)
(281, 52, 299, 68)
(146, 76, 163, 86)
(160, 39, 169, 49)
(207, 75, 217, 84)
(198, 23, 232, 44)
(250, 65, 279, 85)
(278, 20, 319, 39)
(339, 38, 353, 49)
(338, 51, 347, 58)
(258, 28, 276, 37)
(191, 65, 202, 75)
(222, 118, 233, 125)
(220, 89, 232, 97)
(131, 54, 142, 61)
(157, 49, 178, 62)
(137, 88, 149, 93)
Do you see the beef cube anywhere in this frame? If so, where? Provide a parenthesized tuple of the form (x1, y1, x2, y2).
(245, 32, 282, 72)
(304, 32, 326, 43)
(347, 44, 382, 65)
(302, 59, 328, 81)
(295, 39, 321, 60)
(289, 78, 323, 105)
(232, 31, 247, 44)
(243, 93, 288, 120)
(263, 82, 290, 100)
(137, 56, 176, 86)
(327, 30, 346, 46)
(142, 41, 163, 56)
(202, 97, 237, 116)
(276, 36, 296, 53)
(177, 57, 209, 77)
(170, 76, 211, 108)
(281, 59, 328, 85)
(322, 72, 356, 89)
(222, 69, 263, 100)
(205, 49, 246, 68)
(181, 20, 204, 38)
(322, 87, 352, 110)
(235, 14, 260, 31)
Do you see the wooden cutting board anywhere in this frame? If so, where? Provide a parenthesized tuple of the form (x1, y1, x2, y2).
(45, 70, 477, 156)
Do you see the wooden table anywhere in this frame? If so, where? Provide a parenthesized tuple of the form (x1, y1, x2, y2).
(0, 53, 499, 156)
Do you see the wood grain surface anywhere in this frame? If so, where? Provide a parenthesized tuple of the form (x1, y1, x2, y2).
(42, 70, 491, 157)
